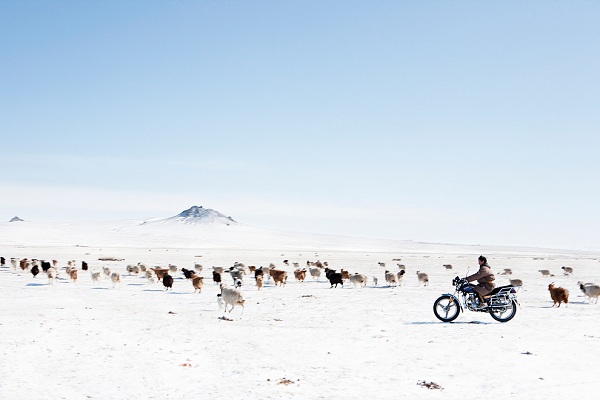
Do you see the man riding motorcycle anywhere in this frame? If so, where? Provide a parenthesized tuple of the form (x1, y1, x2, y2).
(459, 255, 496, 304)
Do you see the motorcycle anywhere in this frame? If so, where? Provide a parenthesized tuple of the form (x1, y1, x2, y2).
(433, 276, 519, 323)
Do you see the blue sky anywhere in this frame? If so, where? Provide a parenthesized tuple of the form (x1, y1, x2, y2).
(1, 1, 599, 250)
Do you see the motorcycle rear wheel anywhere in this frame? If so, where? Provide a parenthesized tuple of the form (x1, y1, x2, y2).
(489, 299, 517, 322)
(433, 295, 460, 322)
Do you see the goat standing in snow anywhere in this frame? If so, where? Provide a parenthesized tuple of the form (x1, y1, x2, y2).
(548, 283, 568, 307)
(349, 273, 368, 288)
(579, 283, 600, 304)
(220, 284, 245, 314)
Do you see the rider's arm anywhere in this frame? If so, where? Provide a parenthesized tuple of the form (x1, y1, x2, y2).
(466, 267, 485, 282)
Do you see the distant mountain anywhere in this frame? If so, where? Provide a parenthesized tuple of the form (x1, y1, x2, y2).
(143, 206, 238, 226)
(9, 216, 24, 222)
(0, 207, 596, 255)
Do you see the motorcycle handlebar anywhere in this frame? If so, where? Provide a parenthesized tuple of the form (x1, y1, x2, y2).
(452, 276, 468, 286)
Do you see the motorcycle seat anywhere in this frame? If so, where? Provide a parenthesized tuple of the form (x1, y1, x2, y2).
(485, 285, 515, 297)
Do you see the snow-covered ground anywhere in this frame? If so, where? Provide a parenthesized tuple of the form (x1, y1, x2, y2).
(1, 213, 599, 399)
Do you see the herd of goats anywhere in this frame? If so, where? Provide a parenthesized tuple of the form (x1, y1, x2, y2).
(2, 256, 424, 289)
(3, 256, 599, 313)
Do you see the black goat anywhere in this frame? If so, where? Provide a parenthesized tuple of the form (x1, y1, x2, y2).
(41, 261, 52, 272)
(162, 273, 173, 290)
(325, 268, 343, 288)
(181, 268, 195, 279)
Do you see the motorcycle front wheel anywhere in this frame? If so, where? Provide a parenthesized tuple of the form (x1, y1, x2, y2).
(433, 295, 460, 322)
(489, 299, 518, 322)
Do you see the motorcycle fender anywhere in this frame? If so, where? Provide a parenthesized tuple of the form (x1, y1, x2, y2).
(441, 293, 463, 313)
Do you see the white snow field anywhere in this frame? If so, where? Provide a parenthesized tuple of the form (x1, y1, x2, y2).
(1, 208, 599, 399)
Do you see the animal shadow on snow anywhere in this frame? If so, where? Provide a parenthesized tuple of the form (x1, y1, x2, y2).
(141, 289, 188, 295)
(539, 300, 586, 307)
(91, 287, 109, 290)
(530, 302, 581, 308)
(369, 285, 403, 290)
(25, 283, 47, 287)
(407, 321, 492, 325)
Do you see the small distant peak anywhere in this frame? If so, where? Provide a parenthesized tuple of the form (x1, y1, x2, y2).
(10, 216, 24, 222)
(170, 205, 237, 224)
(176, 206, 207, 219)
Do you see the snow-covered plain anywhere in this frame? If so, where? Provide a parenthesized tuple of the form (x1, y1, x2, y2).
(1, 210, 599, 399)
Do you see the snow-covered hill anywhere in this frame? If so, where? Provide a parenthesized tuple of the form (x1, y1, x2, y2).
(143, 205, 238, 226)
(1, 206, 598, 258)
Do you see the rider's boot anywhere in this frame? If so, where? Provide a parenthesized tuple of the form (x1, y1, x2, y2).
(477, 294, 486, 307)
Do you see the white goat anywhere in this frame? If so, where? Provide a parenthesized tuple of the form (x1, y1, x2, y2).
(397, 270, 406, 285)
(47, 267, 58, 284)
(309, 267, 321, 281)
(212, 266, 225, 274)
(561, 266, 573, 276)
(261, 266, 272, 282)
(229, 268, 246, 283)
(145, 270, 156, 284)
(416, 271, 429, 286)
(110, 272, 121, 288)
(349, 273, 368, 288)
(91, 271, 102, 284)
(220, 284, 245, 314)
(385, 270, 398, 287)
(580, 283, 600, 303)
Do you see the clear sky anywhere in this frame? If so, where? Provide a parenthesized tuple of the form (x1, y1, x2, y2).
(1, 1, 599, 250)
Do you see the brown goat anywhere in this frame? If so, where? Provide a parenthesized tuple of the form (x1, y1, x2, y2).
(192, 275, 204, 293)
(269, 269, 287, 286)
(151, 267, 168, 282)
(340, 269, 351, 281)
(548, 283, 569, 307)
(509, 278, 523, 287)
(294, 269, 306, 282)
